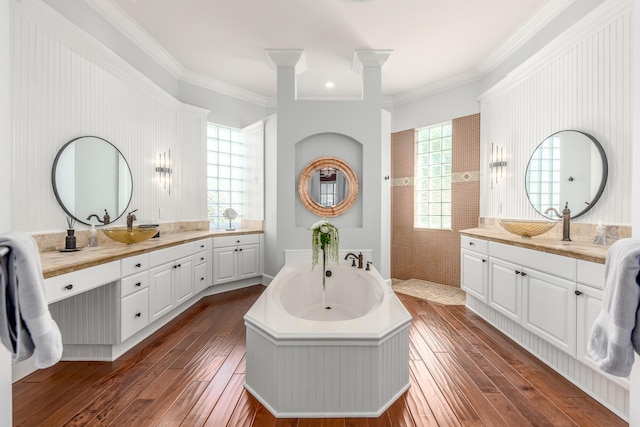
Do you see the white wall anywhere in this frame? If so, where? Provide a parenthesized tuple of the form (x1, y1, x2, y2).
(10, 0, 208, 233)
(479, 0, 632, 225)
(266, 60, 390, 279)
(1, 0, 11, 423)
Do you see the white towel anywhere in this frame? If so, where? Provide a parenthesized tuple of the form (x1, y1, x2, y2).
(588, 238, 640, 377)
(0, 232, 62, 369)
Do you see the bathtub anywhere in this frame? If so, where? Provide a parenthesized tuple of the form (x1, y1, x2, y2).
(244, 264, 412, 418)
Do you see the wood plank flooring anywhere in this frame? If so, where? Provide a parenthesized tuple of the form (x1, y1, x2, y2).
(13, 285, 625, 426)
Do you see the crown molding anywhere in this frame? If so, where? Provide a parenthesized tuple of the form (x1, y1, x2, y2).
(265, 49, 307, 75)
(83, 0, 184, 79)
(180, 70, 269, 107)
(351, 49, 393, 74)
(475, 0, 576, 75)
(479, 0, 632, 102)
(392, 70, 481, 106)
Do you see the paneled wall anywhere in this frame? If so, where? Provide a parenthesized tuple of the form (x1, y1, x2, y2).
(480, 0, 632, 225)
(10, 0, 208, 233)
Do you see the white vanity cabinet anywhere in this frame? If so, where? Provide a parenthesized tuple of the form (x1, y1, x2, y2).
(488, 241, 577, 356)
(460, 236, 488, 302)
(461, 234, 629, 419)
(213, 234, 261, 285)
(194, 238, 212, 294)
(120, 253, 150, 341)
(149, 242, 195, 322)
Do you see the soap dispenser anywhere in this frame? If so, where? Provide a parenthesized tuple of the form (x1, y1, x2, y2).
(593, 221, 607, 245)
(88, 224, 99, 247)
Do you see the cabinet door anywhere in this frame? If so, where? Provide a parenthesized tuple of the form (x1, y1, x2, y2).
(194, 262, 207, 295)
(149, 264, 174, 321)
(461, 249, 487, 301)
(174, 256, 194, 306)
(238, 243, 260, 279)
(576, 284, 630, 388)
(488, 258, 521, 322)
(213, 247, 237, 284)
(521, 268, 576, 356)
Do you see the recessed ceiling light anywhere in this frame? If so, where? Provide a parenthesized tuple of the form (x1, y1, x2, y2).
(325, 81, 335, 89)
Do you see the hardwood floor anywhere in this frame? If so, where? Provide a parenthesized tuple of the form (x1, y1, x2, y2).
(13, 285, 625, 426)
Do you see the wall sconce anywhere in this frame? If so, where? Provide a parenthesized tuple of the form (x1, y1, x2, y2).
(156, 150, 172, 194)
(489, 143, 507, 189)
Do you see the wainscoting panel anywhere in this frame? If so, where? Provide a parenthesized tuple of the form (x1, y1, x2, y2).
(10, 0, 209, 233)
(479, 0, 632, 225)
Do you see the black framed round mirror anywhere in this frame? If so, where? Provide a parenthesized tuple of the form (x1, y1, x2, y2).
(52, 136, 133, 226)
(525, 130, 607, 219)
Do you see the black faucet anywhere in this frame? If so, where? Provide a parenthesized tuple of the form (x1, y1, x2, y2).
(86, 209, 110, 225)
(344, 252, 363, 269)
(544, 202, 571, 242)
(127, 209, 138, 231)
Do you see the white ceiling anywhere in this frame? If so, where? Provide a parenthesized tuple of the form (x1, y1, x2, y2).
(97, 0, 570, 104)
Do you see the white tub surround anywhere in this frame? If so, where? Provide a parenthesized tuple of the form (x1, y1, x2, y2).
(244, 264, 412, 418)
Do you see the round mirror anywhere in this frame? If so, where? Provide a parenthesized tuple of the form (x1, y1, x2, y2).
(298, 157, 359, 217)
(52, 136, 133, 226)
(525, 130, 607, 219)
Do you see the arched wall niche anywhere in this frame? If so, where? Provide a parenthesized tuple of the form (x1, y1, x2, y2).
(295, 132, 363, 227)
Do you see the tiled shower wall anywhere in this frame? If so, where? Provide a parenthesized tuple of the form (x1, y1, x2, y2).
(391, 114, 480, 287)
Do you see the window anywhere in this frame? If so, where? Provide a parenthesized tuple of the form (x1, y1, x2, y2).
(207, 124, 243, 229)
(527, 136, 561, 212)
(414, 122, 452, 229)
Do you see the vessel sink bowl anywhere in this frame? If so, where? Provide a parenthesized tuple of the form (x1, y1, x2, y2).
(498, 220, 556, 238)
(102, 226, 158, 244)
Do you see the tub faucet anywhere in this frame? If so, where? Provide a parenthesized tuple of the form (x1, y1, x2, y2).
(127, 209, 138, 231)
(544, 202, 571, 242)
(86, 209, 110, 225)
(344, 252, 363, 269)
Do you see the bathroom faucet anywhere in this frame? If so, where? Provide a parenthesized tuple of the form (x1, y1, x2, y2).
(127, 209, 138, 231)
(344, 252, 363, 269)
(544, 202, 571, 242)
(86, 209, 111, 225)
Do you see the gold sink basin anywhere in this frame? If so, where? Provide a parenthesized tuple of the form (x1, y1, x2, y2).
(102, 226, 158, 244)
(498, 220, 556, 238)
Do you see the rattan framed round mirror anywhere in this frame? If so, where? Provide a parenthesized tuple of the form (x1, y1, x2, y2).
(298, 157, 359, 217)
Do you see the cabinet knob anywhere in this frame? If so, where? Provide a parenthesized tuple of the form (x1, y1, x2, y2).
(135, 263, 142, 268)
(482, 259, 487, 263)
(200, 244, 205, 248)
(469, 242, 475, 246)
(239, 248, 243, 251)
(515, 270, 521, 275)
(200, 257, 205, 261)
(65, 284, 73, 290)
(574, 290, 583, 296)
(237, 240, 240, 243)
(177, 264, 181, 268)
(135, 312, 141, 318)
(135, 282, 141, 287)
(520, 272, 527, 277)
(200, 277, 205, 281)
(234, 249, 238, 252)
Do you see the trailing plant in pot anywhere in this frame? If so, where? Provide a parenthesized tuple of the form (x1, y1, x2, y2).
(310, 219, 339, 290)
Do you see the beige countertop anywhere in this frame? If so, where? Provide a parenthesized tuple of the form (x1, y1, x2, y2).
(39, 228, 263, 278)
(460, 228, 610, 264)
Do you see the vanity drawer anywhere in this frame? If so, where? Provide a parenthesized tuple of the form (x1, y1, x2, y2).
(577, 260, 605, 289)
(149, 242, 195, 267)
(121, 253, 149, 277)
(120, 287, 149, 341)
(461, 236, 488, 254)
(121, 270, 149, 298)
(194, 238, 211, 252)
(45, 261, 120, 304)
(194, 250, 207, 266)
(214, 233, 260, 248)
(490, 242, 576, 280)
